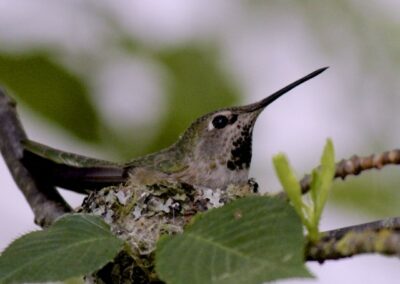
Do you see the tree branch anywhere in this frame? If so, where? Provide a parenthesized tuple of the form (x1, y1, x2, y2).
(0, 88, 71, 227)
(306, 217, 400, 262)
(300, 150, 400, 194)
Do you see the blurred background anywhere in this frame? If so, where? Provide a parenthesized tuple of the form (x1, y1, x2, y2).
(0, 0, 400, 283)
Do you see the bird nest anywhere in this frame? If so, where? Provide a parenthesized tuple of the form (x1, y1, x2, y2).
(79, 180, 258, 283)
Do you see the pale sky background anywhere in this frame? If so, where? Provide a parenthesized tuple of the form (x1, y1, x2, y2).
(1, 1, 400, 283)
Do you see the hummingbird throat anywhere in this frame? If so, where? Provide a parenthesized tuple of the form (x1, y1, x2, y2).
(227, 122, 253, 171)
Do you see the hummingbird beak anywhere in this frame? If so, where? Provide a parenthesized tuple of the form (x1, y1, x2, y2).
(241, 67, 328, 113)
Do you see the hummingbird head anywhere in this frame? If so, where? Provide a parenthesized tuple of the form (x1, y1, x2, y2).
(173, 67, 327, 188)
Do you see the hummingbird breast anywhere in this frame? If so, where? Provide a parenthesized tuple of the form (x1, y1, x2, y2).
(171, 160, 250, 189)
(126, 159, 249, 190)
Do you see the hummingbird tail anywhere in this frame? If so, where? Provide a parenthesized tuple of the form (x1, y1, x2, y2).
(22, 140, 128, 193)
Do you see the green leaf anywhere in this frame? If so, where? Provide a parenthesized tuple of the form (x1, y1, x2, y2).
(273, 140, 335, 243)
(0, 53, 100, 142)
(156, 196, 311, 284)
(310, 168, 321, 206)
(313, 139, 335, 222)
(273, 154, 304, 221)
(0, 214, 123, 284)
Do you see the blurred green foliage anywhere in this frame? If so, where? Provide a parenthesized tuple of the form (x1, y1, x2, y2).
(331, 168, 400, 218)
(0, 53, 100, 142)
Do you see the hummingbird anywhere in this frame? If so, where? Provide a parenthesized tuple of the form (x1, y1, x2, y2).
(21, 67, 327, 194)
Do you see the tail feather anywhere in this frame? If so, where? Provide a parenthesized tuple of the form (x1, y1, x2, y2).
(22, 140, 128, 193)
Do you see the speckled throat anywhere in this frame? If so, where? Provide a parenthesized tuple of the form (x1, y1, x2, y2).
(227, 115, 256, 171)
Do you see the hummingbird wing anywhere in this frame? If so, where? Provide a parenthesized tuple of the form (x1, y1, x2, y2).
(22, 140, 128, 193)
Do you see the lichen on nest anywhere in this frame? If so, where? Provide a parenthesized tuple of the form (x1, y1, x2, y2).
(79, 179, 258, 282)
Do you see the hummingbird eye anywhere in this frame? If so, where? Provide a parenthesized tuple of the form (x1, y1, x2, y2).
(212, 115, 229, 129)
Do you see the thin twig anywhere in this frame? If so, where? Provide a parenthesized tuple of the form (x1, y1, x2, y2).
(300, 150, 400, 194)
(318, 217, 400, 240)
(306, 217, 400, 262)
(0, 88, 71, 227)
